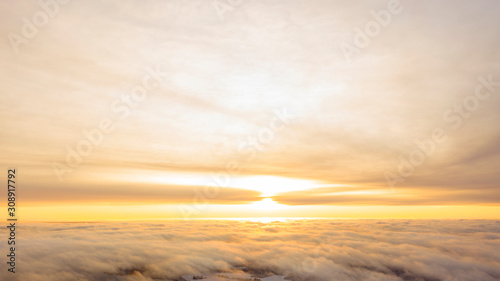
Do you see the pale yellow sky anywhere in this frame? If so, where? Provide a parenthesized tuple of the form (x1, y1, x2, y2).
(1, 0, 499, 220)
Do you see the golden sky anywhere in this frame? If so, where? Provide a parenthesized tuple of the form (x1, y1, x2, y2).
(1, 0, 500, 220)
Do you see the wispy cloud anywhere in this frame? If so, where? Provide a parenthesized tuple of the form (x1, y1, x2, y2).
(1, 0, 500, 217)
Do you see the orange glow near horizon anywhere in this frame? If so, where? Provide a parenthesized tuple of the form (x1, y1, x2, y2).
(10, 204, 500, 222)
(8, 169, 500, 221)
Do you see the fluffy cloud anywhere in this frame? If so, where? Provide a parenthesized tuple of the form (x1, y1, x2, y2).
(2, 219, 499, 281)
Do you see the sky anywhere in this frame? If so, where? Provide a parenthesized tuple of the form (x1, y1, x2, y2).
(1, 0, 500, 220)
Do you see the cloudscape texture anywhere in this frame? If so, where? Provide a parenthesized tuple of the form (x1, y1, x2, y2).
(1, 1, 500, 280)
(1, 219, 499, 281)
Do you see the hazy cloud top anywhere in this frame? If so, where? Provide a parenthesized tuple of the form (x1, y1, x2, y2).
(2, 219, 500, 281)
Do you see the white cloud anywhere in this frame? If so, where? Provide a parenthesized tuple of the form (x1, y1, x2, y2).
(3, 219, 499, 281)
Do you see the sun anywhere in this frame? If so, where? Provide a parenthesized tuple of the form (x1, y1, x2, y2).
(250, 198, 285, 211)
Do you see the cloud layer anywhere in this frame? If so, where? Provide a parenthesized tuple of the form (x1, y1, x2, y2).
(2, 219, 500, 281)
